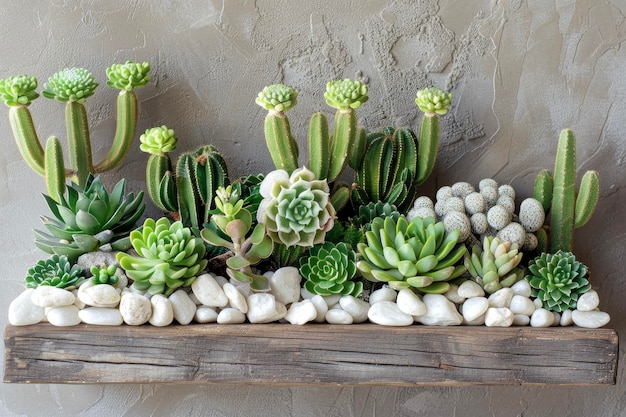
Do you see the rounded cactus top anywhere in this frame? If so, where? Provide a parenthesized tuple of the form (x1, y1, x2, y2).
(106, 61, 151, 91)
(42, 67, 99, 103)
(139, 125, 177, 155)
(415, 87, 452, 116)
(0, 75, 39, 106)
(324, 79, 368, 110)
(256, 83, 298, 112)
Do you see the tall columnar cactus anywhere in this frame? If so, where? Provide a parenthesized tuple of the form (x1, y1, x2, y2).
(533, 129, 600, 253)
(0, 62, 150, 199)
(140, 126, 230, 230)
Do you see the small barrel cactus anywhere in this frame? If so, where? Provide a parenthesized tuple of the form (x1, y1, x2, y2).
(300, 242, 362, 297)
(25, 255, 84, 289)
(525, 250, 591, 312)
(116, 217, 208, 295)
(90, 264, 119, 286)
(464, 236, 524, 294)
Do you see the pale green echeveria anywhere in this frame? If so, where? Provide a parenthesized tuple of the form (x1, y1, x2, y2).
(415, 87, 452, 116)
(257, 167, 335, 248)
(255, 83, 298, 112)
(42, 67, 98, 103)
(300, 242, 362, 297)
(25, 254, 84, 290)
(117, 217, 208, 295)
(139, 125, 177, 155)
(324, 79, 369, 110)
(106, 61, 150, 91)
(0, 75, 39, 106)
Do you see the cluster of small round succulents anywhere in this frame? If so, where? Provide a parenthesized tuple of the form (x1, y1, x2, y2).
(407, 179, 545, 250)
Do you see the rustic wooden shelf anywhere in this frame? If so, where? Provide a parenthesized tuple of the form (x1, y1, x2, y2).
(4, 324, 618, 385)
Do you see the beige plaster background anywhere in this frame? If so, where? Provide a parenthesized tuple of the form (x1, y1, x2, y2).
(0, 1, 624, 416)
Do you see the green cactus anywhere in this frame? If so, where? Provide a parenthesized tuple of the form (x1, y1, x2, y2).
(25, 254, 84, 290)
(463, 236, 524, 294)
(300, 242, 362, 297)
(201, 185, 273, 291)
(533, 129, 600, 253)
(140, 126, 230, 230)
(356, 215, 466, 293)
(0, 62, 150, 199)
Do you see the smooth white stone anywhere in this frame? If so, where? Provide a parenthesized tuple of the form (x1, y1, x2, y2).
(247, 293, 287, 323)
(510, 279, 532, 297)
(149, 294, 174, 327)
(191, 274, 228, 307)
(369, 287, 397, 305)
(263, 271, 274, 278)
(485, 307, 514, 327)
(443, 284, 465, 304)
(417, 294, 463, 326)
(576, 290, 600, 312)
(322, 294, 342, 307)
(285, 300, 318, 325)
(462, 313, 486, 326)
(213, 274, 229, 287)
(31, 286, 75, 308)
(72, 289, 86, 309)
(194, 306, 219, 323)
(396, 289, 427, 317)
(461, 297, 489, 322)
(533, 298, 543, 308)
(509, 295, 536, 316)
(328, 303, 343, 310)
(119, 293, 151, 325)
(325, 308, 353, 324)
(222, 283, 248, 313)
(551, 312, 561, 326)
(339, 296, 370, 323)
(188, 292, 202, 305)
(269, 267, 302, 305)
(301, 287, 315, 300)
(488, 288, 514, 308)
(560, 309, 574, 326)
(572, 310, 610, 328)
(78, 307, 123, 325)
(530, 308, 554, 327)
(169, 290, 197, 325)
(47, 305, 81, 326)
(368, 301, 413, 326)
(310, 295, 329, 323)
(217, 308, 246, 324)
(513, 314, 531, 326)
(8, 289, 45, 326)
(81, 284, 120, 308)
(457, 280, 485, 298)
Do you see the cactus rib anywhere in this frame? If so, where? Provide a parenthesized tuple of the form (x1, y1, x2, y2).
(327, 109, 356, 182)
(574, 170, 599, 228)
(44, 136, 65, 202)
(416, 114, 439, 185)
(550, 129, 577, 253)
(8, 106, 45, 176)
(66, 101, 93, 187)
(308, 112, 330, 180)
(264, 111, 299, 173)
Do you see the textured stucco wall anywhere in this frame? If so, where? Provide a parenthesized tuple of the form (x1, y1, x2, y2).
(0, 1, 624, 416)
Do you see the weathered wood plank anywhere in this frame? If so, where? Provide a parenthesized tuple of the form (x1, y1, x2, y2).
(4, 324, 618, 385)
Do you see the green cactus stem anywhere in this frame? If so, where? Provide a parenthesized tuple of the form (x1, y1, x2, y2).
(533, 169, 554, 213)
(44, 136, 65, 202)
(308, 112, 330, 180)
(575, 170, 600, 228)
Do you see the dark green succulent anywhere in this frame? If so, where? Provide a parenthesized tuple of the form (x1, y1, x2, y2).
(300, 242, 362, 297)
(525, 250, 591, 312)
(42, 67, 98, 103)
(25, 255, 84, 289)
(355, 201, 401, 231)
(90, 264, 119, 286)
(34, 174, 145, 262)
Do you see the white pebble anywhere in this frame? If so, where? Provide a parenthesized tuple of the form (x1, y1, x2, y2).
(369, 287, 397, 305)
(417, 294, 463, 326)
(78, 282, 120, 308)
(509, 295, 536, 316)
(31, 286, 75, 308)
(461, 297, 489, 322)
(510, 279, 532, 297)
(78, 307, 123, 325)
(339, 296, 370, 323)
(247, 293, 287, 323)
(285, 300, 318, 325)
(396, 289, 427, 317)
(310, 295, 329, 323)
(485, 307, 514, 327)
(488, 288, 514, 308)
(533, 298, 543, 308)
(572, 310, 610, 328)
(217, 308, 246, 324)
(530, 308, 554, 327)
(8, 289, 45, 326)
(169, 290, 197, 325)
(325, 308, 353, 324)
(223, 283, 248, 313)
(46, 305, 81, 327)
(322, 294, 342, 307)
(443, 284, 465, 304)
(560, 309, 574, 326)
(551, 311, 561, 326)
(576, 290, 600, 312)
(195, 306, 219, 323)
(368, 301, 414, 326)
(149, 294, 174, 327)
(191, 273, 228, 307)
(513, 314, 531, 326)
(457, 280, 485, 298)
(119, 293, 151, 325)
(213, 274, 229, 287)
(270, 267, 302, 305)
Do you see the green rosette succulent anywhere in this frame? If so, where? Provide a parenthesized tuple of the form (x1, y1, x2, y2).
(464, 236, 524, 294)
(0, 75, 39, 106)
(300, 242, 362, 297)
(255, 83, 298, 112)
(25, 254, 84, 289)
(106, 61, 151, 91)
(42, 67, 98, 103)
(525, 250, 591, 312)
(356, 216, 466, 293)
(34, 174, 145, 262)
(257, 167, 336, 248)
(415, 87, 452, 116)
(90, 264, 119, 286)
(355, 201, 401, 231)
(117, 217, 208, 295)
(324, 79, 368, 110)
(139, 125, 177, 155)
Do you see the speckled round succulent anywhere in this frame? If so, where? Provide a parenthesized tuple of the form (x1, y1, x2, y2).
(518, 198, 545, 232)
(443, 211, 471, 242)
(487, 205, 512, 230)
(139, 125, 177, 155)
(445, 196, 465, 213)
(324, 79, 369, 110)
(415, 87, 452, 116)
(106, 61, 151, 91)
(470, 213, 488, 235)
(42, 67, 98, 103)
(496, 222, 526, 248)
(498, 184, 516, 200)
(451, 181, 475, 198)
(496, 195, 516, 214)
(464, 192, 486, 215)
(479, 178, 498, 191)
(480, 186, 499, 207)
(0, 75, 39, 106)
(25, 255, 84, 290)
(255, 83, 298, 112)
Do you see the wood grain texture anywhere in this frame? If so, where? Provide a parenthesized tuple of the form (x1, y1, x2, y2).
(4, 324, 618, 385)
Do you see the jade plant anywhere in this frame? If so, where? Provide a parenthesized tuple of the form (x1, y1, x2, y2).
(90, 264, 119, 286)
(201, 185, 273, 291)
(25, 254, 84, 290)
(34, 174, 145, 262)
(525, 250, 591, 312)
(300, 242, 362, 297)
(0, 62, 150, 199)
(533, 128, 600, 253)
(140, 126, 230, 230)
(463, 236, 524, 294)
(356, 215, 466, 293)
(116, 217, 208, 295)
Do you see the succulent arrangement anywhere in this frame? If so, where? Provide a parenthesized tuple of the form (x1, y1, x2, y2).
(464, 236, 524, 294)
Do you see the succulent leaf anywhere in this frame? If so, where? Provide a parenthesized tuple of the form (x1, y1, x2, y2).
(42, 68, 98, 103)
(106, 61, 151, 91)
(0, 75, 39, 106)
(324, 79, 369, 110)
(140, 126, 177, 155)
(255, 84, 298, 112)
(415, 87, 452, 116)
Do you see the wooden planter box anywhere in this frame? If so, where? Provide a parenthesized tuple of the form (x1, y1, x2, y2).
(4, 324, 618, 385)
